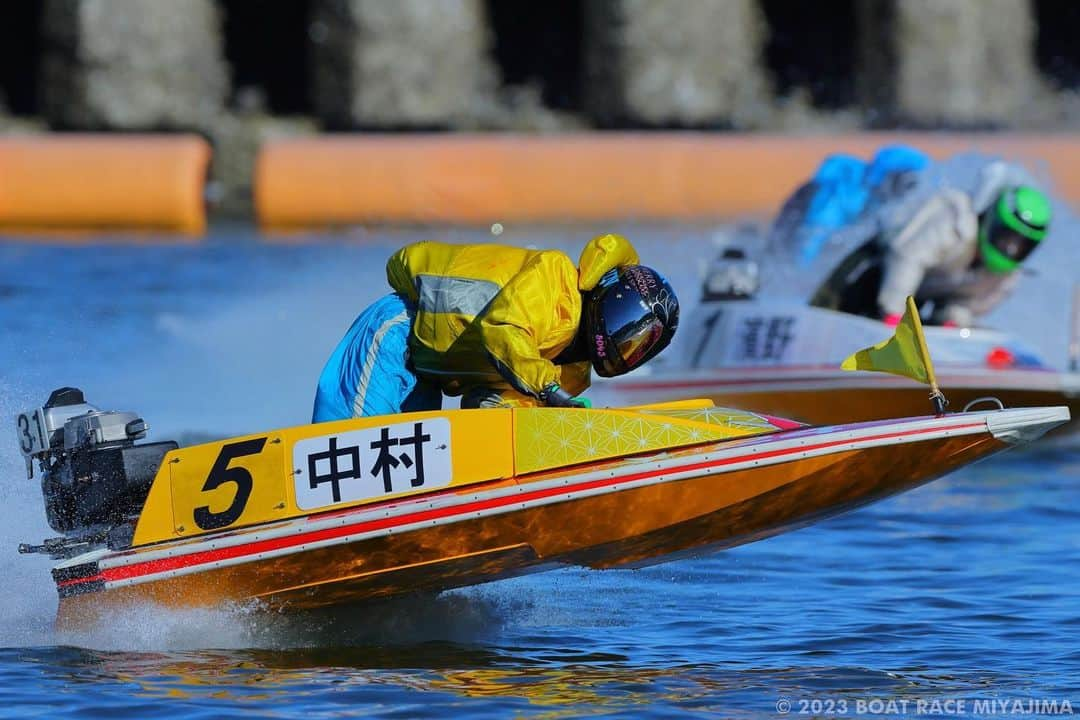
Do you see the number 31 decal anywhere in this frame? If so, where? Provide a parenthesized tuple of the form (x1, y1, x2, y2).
(17, 414, 34, 454)
(193, 438, 267, 531)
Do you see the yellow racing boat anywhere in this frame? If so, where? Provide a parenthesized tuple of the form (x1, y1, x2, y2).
(14, 387, 1068, 627)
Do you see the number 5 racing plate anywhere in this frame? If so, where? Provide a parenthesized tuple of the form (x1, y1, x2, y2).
(15, 409, 48, 457)
(169, 433, 288, 536)
(292, 417, 452, 511)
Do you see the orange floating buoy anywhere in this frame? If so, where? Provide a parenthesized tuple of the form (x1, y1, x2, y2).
(255, 132, 1080, 230)
(0, 134, 211, 236)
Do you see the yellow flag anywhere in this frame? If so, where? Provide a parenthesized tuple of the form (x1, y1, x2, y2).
(841, 296, 938, 387)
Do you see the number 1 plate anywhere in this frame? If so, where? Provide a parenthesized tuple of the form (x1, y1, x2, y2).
(15, 409, 48, 457)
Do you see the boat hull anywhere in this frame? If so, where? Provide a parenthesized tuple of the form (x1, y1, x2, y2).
(630, 297, 1080, 435)
(55, 407, 1066, 626)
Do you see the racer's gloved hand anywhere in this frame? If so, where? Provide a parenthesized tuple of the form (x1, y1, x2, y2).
(540, 383, 592, 408)
(883, 313, 902, 327)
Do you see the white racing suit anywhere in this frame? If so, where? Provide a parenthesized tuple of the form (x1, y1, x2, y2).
(876, 160, 1035, 326)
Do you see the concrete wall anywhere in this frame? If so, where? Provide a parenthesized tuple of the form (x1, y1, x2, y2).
(857, 0, 1043, 127)
(584, 0, 771, 128)
(10, 0, 1073, 133)
(39, 0, 228, 130)
(309, 0, 495, 129)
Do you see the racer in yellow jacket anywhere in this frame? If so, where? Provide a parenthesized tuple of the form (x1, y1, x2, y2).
(313, 233, 680, 420)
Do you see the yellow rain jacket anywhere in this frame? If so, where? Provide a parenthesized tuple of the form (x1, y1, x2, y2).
(385, 233, 639, 404)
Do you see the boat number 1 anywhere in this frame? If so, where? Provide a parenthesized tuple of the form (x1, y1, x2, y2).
(691, 310, 723, 368)
(193, 437, 267, 531)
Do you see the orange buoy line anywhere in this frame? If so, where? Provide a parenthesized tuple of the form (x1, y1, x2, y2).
(255, 132, 1080, 229)
(0, 135, 210, 236)
(3, 132, 1079, 234)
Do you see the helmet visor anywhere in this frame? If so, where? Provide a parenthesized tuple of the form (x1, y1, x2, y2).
(984, 212, 1040, 265)
(596, 289, 665, 376)
(614, 315, 665, 369)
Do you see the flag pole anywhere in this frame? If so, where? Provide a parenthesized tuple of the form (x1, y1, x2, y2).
(906, 296, 947, 415)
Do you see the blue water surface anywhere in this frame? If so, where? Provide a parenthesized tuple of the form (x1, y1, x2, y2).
(0, 226, 1077, 719)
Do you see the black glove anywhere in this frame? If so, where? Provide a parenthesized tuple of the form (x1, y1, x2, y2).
(539, 383, 591, 408)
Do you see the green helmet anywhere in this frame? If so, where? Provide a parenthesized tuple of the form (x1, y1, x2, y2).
(978, 186, 1051, 274)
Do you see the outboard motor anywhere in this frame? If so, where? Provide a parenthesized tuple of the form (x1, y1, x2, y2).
(702, 247, 760, 301)
(16, 387, 177, 557)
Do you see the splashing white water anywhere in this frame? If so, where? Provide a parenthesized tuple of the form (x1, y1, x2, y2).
(54, 590, 511, 652)
(0, 379, 60, 647)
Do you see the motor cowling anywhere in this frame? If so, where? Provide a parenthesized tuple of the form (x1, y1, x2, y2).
(702, 247, 760, 301)
(24, 387, 177, 540)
